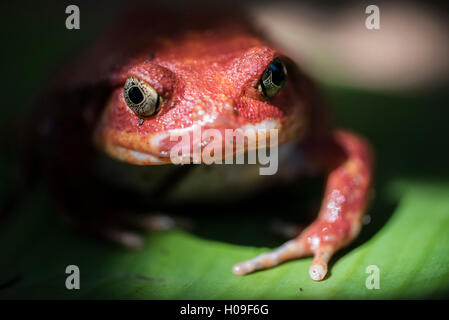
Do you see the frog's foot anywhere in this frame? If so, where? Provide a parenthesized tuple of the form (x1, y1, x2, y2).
(64, 215, 147, 249)
(65, 212, 192, 249)
(102, 228, 145, 249)
(233, 218, 359, 281)
(102, 213, 193, 248)
(118, 213, 193, 232)
(234, 131, 373, 281)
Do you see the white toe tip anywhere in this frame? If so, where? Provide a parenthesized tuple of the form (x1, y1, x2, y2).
(309, 264, 326, 281)
(232, 264, 244, 275)
(232, 262, 252, 275)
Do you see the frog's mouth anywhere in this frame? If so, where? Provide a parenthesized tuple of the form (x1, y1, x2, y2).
(95, 118, 301, 166)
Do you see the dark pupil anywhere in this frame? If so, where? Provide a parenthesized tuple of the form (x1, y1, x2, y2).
(128, 86, 144, 104)
(267, 59, 285, 86)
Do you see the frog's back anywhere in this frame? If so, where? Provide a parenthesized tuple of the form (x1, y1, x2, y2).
(52, 5, 265, 91)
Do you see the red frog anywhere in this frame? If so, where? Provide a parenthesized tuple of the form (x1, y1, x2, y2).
(28, 7, 373, 281)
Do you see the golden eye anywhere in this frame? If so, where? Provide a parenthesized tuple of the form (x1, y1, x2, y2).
(258, 57, 287, 98)
(124, 77, 162, 117)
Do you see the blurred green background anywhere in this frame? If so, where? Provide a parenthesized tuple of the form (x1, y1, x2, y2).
(0, 1, 448, 299)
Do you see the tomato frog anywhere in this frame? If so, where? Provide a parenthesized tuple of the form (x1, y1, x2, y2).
(27, 7, 374, 281)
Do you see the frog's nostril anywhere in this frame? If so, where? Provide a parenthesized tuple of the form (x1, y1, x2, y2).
(221, 97, 238, 115)
(232, 104, 239, 116)
(221, 100, 241, 121)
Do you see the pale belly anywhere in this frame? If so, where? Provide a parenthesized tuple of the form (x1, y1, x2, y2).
(94, 141, 305, 204)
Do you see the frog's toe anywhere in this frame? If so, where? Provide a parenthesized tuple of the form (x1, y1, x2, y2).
(102, 228, 145, 249)
(308, 246, 333, 281)
(233, 225, 343, 281)
(118, 213, 194, 232)
(232, 239, 310, 275)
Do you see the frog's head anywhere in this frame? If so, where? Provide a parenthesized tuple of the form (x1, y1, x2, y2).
(94, 25, 311, 165)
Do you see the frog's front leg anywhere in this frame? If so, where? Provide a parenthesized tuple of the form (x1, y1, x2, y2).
(233, 130, 374, 281)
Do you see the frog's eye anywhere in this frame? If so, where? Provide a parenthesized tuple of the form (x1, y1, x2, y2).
(124, 77, 162, 117)
(258, 57, 287, 98)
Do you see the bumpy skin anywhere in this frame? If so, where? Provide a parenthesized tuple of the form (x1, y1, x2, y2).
(30, 7, 373, 281)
